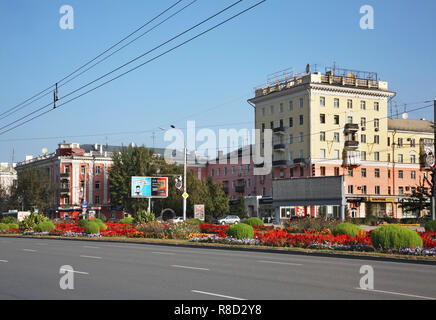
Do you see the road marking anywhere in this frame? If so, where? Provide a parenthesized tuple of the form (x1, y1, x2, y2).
(152, 251, 175, 255)
(83, 246, 100, 249)
(192, 290, 246, 300)
(0, 260, 8, 263)
(171, 265, 209, 271)
(355, 288, 436, 300)
(22, 249, 37, 252)
(60, 268, 89, 275)
(257, 260, 302, 266)
(80, 255, 102, 259)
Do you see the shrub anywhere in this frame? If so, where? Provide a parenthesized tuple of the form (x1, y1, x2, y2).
(7, 223, 19, 230)
(370, 225, 423, 250)
(119, 217, 135, 225)
(186, 218, 202, 225)
(84, 222, 100, 234)
(1, 216, 17, 224)
(227, 223, 254, 239)
(92, 218, 108, 230)
(19, 213, 50, 231)
(0, 223, 8, 231)
(34, 221, 55, 233)
(242, 217, 264, 227)
(137, 221, 169, 234)
(134, 210, 156, 224)
(424, 220, 436, 232)
(332, 223, 365, 237)
(285, 217, 341, 233)
(167, 221, 200, 239)
(78, 219, 90, 228)
(96, 213, 107, 222)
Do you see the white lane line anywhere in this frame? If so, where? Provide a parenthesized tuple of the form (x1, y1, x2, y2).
(80, 255, 102, 259)
(355, 288, 436, 300)
(152, 251, 175, 255)
(0, 260, 8, 263)
(22, 249, 37, 252)
(192, 290, 246, 300)
(171, 265, 209, 271)
(257, 260, 302, 266)
(60, 268, 89, 275)
(83, 246, 100, 249)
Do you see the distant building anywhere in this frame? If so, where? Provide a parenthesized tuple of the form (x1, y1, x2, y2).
(0, 162, 17, 194)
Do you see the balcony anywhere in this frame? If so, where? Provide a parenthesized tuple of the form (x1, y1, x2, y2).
(273, 126, 285, 135)
(345, 140, 359, 149)
(273, 160, 288, 167)
(293, 158, 306, 165)
(343, 150, 361, 166)
(235, 185, 245, 193)
(344, 123, 359, 133)
(273, 143, 286, 151)
(60, 173, 70, 178)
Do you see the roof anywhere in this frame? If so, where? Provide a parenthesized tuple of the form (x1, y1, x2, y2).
(388, 118, 434, 133)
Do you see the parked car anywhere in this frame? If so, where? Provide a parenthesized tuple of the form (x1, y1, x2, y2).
(168, 217, 184, 223)
(216, 215, 240, 225)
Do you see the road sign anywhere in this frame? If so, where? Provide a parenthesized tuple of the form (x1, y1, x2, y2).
(194, 204, 205, 221)
(81, 201, 87, 208)
(131, 177, 168, 198)
(182, 192, 189, 199)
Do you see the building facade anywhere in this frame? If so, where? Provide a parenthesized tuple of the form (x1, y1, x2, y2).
(0, 162, 17, 194)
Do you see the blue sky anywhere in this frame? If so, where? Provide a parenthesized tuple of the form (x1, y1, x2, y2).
(0, 0, 435, 162)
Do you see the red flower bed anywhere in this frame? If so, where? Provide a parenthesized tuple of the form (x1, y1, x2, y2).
(199, 223, 228, 238)
(101, 223, 136, 237)
(55, 222, 84, 233)
(419, 231, 436, 248)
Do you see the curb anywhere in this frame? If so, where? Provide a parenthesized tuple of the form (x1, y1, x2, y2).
(2, 234, 436, 266)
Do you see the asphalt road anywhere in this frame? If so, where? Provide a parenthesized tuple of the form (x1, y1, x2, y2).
(0, 237, 435, 300)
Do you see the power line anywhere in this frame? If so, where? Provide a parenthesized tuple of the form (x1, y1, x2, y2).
(0, 0, 186, 121)
(0, 0, 266, 137)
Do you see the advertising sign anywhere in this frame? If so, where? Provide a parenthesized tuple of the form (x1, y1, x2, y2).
(131, 177, 168, 198)
(194, 204, 205, 221)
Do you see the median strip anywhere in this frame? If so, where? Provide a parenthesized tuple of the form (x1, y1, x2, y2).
(355, 287, 436, 300)
(191, 290, 246, 300)
(171, 265, 209, 271)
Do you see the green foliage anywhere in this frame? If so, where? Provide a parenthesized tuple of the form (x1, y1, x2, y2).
(134, 209, 156, 224)
(332, 223, 365, 237)
(96, 213, 107, 222)
(1, 216, 17, 224)
(227, 223, 254, 239)
(19, 213, 50, 231)
(167, 221, 200, 239)
(364, 202, 376, 225)
(242, 217, 264, 227)
(84, 222, 101, 234)
(119, 217, 134, 225)
(285, 217, 341, 233)
(424, 220, 436, 232)
(34, 221, 55, 232)
(205, 215, 214, 223)
(0, 223, 8, 231)
(78, 218, 107, 230)
(185, 218, 202, 225)
(7, 223, 19, 230)
(230, 196, 247, 218)
(78, 219, 90, 228)
(370, 225, 423, 250)
(92, 218, 107, 230)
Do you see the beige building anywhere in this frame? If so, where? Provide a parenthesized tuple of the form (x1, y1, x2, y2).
(0, 162, 17, 194)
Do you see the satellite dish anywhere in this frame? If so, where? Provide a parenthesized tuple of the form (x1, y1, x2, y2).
(42, 148, 48, 154)
(306, 64, 311, 74)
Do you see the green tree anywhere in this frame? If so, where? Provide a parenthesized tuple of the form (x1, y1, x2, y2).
(399, 188, 430, 222)
(205, 178, 229, 219)
(11, 167, 55, 214)
(231, 196, 247, 218)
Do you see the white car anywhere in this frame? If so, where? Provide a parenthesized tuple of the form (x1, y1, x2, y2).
(168, 217, 184, 223)
(217, 215, 240, 225)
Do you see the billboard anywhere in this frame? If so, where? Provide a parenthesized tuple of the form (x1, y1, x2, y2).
(194, 204, 205, 221)
(131, 177, 168, 198)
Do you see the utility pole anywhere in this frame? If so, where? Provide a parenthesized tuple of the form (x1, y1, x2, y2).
(432, 97, 436, 220)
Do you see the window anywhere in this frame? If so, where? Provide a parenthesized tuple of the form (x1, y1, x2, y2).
(334, 150, 340, 159)
(361, 168, 367, 177)
(224, 167, 227, 176)
(398, 170, 403, 179)
(388, 170, 391, 178)
(279, 119, 284, 128)
(299, 115, 304, 125)
(63, 196, 69, 204)
(299, 132, 304, 143)
(398, 154, 403, 163)
(411, 171, 416, 179)
(289, 101, 293, 111)
(334, 132, 340, 142)
(299, 150, 304, 158)
(320, 132, 326, 141)
(320, 149, 326, 159)
(375, 168, 380, 178)
(320, 114, 326, 124)
(361, 185, 367, 194)
(270, 105, 274, 114)
(261, 123, 265, 132)
(398, 187, 404, 195)
(232, 181, 235, 189)
(361, 151, 366, 161)
(374, 135, 380, 144)
(410, 139, 416, 147)
(280, 170, 284, 178)
(334, 98, 339, 108)
(289, 117, 293, 127)
(289, 134, 294, 144)
(232, 166, 235, 174)
(299, 98, 304, 108)
(211, 169, 215, 177)
(95, 181, 100, 189)
(375, 186, 380, 195)
(262, 108, 265, 116)
(347, 99, 353, 109)
(347, 116, 353, 124)
(300, 167, 304, 177)
(387, 153, 391, 162)
(334, 167, 340, 176)
(361, 134, 366, 143)
(95, 166, 101, 175)
(279, 103, 283, 113)
(374, 118, 380, 130)
(348, 185, 353, 194)
(81, 165, 86, 175)
(361, 117, 366, 128)
(398, 138, 403, 147)
(374, 102, 379, 111)
(95, 195, 100, 204)
(320, 97, 325, 106)
(320, 167, 326, 176)
(270, 121, 274, 129)
(348, 168, 353, 176)
(374, 152, 380, 161)
(334, 115, 340, 125)
(217, 168, 221, 176)
(64, 166, 70, 174)
(289, 167, 294, 177)
(410, 154, 416, 164)
(360, 101, 366, 110)
(289, 152, 294, 161)
(388, 187, 391, 195)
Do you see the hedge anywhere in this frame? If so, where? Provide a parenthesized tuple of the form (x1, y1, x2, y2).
(332, 223, 365, 237)
(424, 220, 436, 232)
(227, 223, 254, 239)
(370, 225, 423, 250)
(34, 221, 55, 233)
(84, 222, 100, 234)
(242, 217, 264, 227)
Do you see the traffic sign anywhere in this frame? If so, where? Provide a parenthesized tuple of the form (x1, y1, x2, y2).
(182, 192, 189, 199)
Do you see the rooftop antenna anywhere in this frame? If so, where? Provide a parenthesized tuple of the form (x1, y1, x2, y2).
(395, 103, 399, 118)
